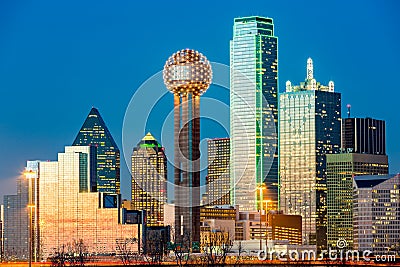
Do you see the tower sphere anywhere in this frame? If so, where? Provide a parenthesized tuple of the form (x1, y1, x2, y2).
(163, 49, 212, 96)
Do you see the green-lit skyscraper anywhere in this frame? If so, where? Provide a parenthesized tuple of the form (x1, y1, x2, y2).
(73, 107, 120, 194)
(131, 133, 167, 226)
(279, 58, 341, 251)
(230, 16, 278, 212)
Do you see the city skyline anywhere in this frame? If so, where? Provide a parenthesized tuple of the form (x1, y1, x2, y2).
(1, 1, 400, 204)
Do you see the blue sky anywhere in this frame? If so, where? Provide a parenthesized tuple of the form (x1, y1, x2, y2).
(0, 0, 399, 202)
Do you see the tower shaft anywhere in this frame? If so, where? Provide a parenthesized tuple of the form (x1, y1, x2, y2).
(174, 93, 200, 243)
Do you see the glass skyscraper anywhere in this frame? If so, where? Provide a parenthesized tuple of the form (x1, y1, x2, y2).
(342, 117, 386, 155)
(38, 146, 138, 259)
(3, 176, 29, 260)
(131, 133, 167, 226)
(230, 16, 278, 211)
(279, 58, 341, 250)
(327, 116, 388, 249)
(326, 153, 388, 249)
(353, 174, 400, 255)
(73, 107, 120, 194)
(206, 138, 230, 205)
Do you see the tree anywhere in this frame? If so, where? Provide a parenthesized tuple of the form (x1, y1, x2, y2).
(234, 241, 244, 267)
(49, 245, 67, 267)
(115, 237, 138, 266)
(65, 239, 89, 266)
(49, 240, 90, 267)
(168, 229, 193, 267)
(201, 230, 233, 267)
(143, 228, 169, 265)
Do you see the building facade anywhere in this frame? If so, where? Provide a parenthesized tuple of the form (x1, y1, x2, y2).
(353, 174, 400, 255)
(327, 153, 388, 249)
(3, 176, 29, 261)
(235, 211, 268, 242)
(342, 117, 385, 155)
(38, 146, 138, 259)
(206, 138, 230, 205)
(268, 212, 302, 245)
(279, 58, 341, 250)
(230, 16, 278, 212)
(73, 107, 121, 194)
(131, 132, 167, 226)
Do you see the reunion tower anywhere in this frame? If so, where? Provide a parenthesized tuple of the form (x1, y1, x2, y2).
(163, 49, 212, 243)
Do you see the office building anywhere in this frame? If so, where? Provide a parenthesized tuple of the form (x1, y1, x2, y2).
(230, 16, 278, 212)
(235, 211, 268, 241)
(353, 174, 400, 255)
(268, 212, 302, 245)
(327, 153, 388, 249)
(163, 49, 212, 243)
(3, 176, 29, 261)
(279, 58, 341, 250)
(38, 146, 138, 259)
(342, 117, 385, 155)
(131, 132, 167, 226)
(206, 138, 230, 205)
(73, 107, 121, 194)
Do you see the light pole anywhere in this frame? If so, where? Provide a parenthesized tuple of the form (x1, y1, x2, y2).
(258, 186, 263, 250)
(28, 205, 35, 267)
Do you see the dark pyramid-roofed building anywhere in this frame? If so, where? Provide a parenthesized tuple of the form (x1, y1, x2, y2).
(73, 107, 120, 194)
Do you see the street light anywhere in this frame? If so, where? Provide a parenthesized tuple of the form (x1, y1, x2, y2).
(257, 185, 264, 250)
(28, 204, 35, 267)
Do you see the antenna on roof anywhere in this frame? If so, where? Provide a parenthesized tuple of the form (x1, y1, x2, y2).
(347, 104, 351, 118)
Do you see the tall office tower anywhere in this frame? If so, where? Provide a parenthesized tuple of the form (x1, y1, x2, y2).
(353, 174, 400, 255)
(24, 161, 41, 262)
(342, 117, 386, 155)
(131, 132, 167, 226)
(206, 138, 230, 205)
(3, 176, 29, 260)
(163, 49, 212, 243)
(327, 116, 387, 249)
(38, 146, 138, 259)
(326, 153, 388, 249)
(73, 107, 120, 194)
(230, 16, 278, 212)
(279, 58, 341, 250)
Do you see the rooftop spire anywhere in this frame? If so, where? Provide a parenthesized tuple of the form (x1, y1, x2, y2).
(307, 58, 313, 80)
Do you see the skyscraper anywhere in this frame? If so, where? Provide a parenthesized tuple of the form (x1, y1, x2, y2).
(38, 146, 138, 259)
(342, 117, 386, 155)
(353, 174, 400, 255)
(206, 138, 230, 205)
(326, 153, 388, 249)
(24, 161, 41, 262)
(73, 107, 120, 194)
(3, 176, 29, 260)
(279, 58, 341, 250)
(131, 132, 167, 226)
(163, 49, 212, 243)
(230, 16, 278, 212)
(327, 116, 388, 249)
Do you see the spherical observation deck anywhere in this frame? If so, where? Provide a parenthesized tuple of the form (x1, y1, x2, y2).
(163, 49, 212, 96)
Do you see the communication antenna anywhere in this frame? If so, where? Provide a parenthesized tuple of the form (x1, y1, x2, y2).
(347, 104, 351, 118)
